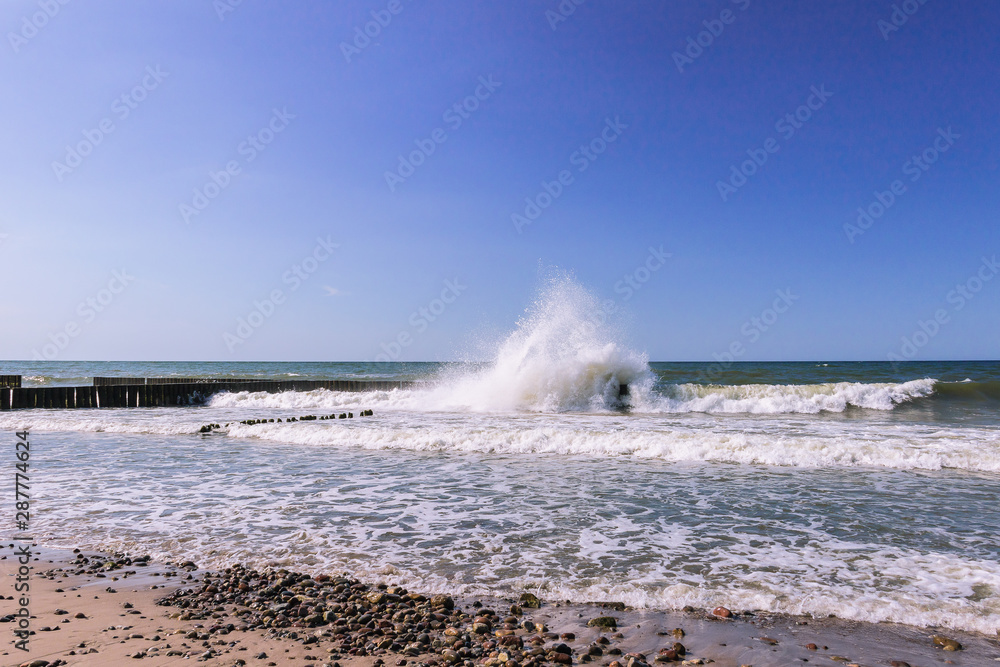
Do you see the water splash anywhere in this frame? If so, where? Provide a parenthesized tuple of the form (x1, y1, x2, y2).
(429, 275, 651, 412)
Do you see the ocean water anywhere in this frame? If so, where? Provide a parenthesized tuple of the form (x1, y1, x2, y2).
(2, 281, 999, 635)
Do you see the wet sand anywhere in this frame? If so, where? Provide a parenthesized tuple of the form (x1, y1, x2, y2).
(2, 544, 998, 667)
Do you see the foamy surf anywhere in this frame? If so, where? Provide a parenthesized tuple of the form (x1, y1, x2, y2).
(7, 390, 997, 471)
(636, 378, 938, 413)
(217, 417, 1000, 472)
(204, 377, 938, 415)
(26, 429, 1000, 636)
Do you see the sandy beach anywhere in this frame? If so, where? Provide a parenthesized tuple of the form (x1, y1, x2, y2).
(3, 544, 997, 667)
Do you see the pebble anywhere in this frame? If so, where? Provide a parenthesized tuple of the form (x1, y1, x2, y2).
(39, 548, 901, 667)
(519, 593, 541, 609)
(931, 634, 963, 651)
(150, 564, 617, 667)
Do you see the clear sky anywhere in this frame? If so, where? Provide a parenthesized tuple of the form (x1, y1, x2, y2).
(1, 1, 998, 362)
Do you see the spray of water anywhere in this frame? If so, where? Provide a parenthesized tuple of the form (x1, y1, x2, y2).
(429, 274, 651, 412)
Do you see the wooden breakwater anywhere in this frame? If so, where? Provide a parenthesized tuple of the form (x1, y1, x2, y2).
(0, 376, 412, 411)
(93, 376, 272, 385)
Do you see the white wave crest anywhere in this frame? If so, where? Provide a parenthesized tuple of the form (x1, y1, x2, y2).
(216, 417, 1000, 472)
(206, 377, 937, 417)
(634, 378, 937, 414)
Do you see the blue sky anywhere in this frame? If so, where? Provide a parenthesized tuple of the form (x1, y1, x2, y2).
(1, 0, 998, 362)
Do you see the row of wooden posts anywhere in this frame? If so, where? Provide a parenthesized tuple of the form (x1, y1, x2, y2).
(0, 377, 413, 411)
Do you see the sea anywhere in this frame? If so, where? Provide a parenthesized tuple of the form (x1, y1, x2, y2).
(2, 285, 998, 636)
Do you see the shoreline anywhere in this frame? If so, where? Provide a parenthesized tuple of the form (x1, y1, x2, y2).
(3, 545, 998, 667)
